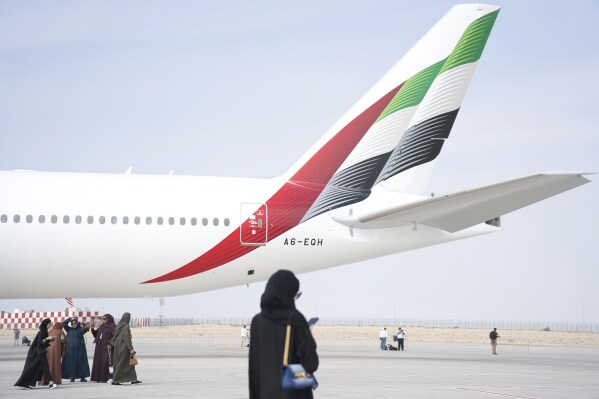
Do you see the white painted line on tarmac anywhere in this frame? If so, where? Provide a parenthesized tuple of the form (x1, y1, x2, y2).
(455, 387, 538, 398)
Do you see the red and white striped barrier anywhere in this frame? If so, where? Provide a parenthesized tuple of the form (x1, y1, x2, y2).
(0, 308, 101, 329)
(134, 317, 151, 327)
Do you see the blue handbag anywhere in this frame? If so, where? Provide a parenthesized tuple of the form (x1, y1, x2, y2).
(281, 324, 318, 391)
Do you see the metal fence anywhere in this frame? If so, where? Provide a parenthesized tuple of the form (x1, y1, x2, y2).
(134, 317, 598, 333)
(499, 338, 530, 354)
(313, 319, 599, 333)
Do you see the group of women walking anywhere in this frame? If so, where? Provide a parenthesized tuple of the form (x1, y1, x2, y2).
(13, 270, 317, 397)
(14, 312, 141, 389)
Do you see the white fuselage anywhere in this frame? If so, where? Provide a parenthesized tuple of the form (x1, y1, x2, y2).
(1, 4, 511, 299)
(0, 170, 497, 298)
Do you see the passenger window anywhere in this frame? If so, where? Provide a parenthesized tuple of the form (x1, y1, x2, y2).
(213, 218, 219, 226)
(123, 216, 129, 225)
(99, 216, 106, 225)
(224, 218, 230, 226)
(202, 218, 208, 226)
(51, 215, 57, 224)
(146, 217, 152, 225)
(180, 217, 186, 225)
(191, 217, 197, 226)
(39, 215, 46, 224)
(0, 214, 6, 223)
(134, 217, 140, 225)
(168, 217, 174, 226)
(111, 216, 118, 225)
(157, 217, 163, 225)
(87, 216, 94, 224)
(26, 215, 33, 223)
(75, 216, 82, 224)
(63, 215, 70, 224)
(14, 214, 21, 223)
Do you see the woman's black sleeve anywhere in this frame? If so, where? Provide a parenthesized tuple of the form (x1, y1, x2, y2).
(294, 326, 319, 374)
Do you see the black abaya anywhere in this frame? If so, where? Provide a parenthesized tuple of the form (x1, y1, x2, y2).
(249, 270, 319, 399)
(14, 319, 53, 388)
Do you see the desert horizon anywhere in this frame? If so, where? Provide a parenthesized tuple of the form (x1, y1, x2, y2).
(3, 324, 598, 348)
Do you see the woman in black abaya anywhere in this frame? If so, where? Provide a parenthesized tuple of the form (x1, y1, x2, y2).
(249, 270, 319, 399)
(14, 319, 59, 389)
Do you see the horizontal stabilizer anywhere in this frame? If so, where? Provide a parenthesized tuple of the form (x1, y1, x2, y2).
(332, 173, 591, 232)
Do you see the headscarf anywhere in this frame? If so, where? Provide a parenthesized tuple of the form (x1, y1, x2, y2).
(96, 313, 116, 339)
(30, 318, 52, 349)
(260, 270, 304, 326)
(39, 319, 51, 340)
(114, 312, 131, 338)
(52, 321, 64, 330)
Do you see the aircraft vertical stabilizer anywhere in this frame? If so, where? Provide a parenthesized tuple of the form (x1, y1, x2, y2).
(287, 4, 500, 223)
(374, 6, 499, 194)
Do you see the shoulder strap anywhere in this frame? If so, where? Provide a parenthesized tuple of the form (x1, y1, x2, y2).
(283, 324, 291, 366)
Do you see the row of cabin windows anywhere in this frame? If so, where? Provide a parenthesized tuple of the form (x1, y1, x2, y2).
(0, 214, 230, 227)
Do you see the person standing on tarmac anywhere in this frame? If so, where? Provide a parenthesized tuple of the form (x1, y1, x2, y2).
(249, 270, 318, 399)
(241, 325, 249, 347)
(397, 328, 405, 351)
(489, 328, 500, 354)
(14, 319, 59, 389)
(91, 314, 116, 383)
(40, 321, 66, 386)
(379, 328, 388, 350)
(111, 312, 142, 385)
(13, 328, 20, 346)
(62, 317, 90, 382)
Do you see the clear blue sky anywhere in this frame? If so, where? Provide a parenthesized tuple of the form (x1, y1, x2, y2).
(1, 1, 598, 323)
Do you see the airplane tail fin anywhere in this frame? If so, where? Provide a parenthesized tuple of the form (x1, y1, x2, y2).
(281, 4, 500, 222)
(143, 5, 503, 284)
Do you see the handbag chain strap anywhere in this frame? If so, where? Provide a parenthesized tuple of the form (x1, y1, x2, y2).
(283, 324, 291, 366)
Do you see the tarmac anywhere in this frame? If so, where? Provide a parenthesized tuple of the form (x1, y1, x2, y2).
(1, 336, 598, 398)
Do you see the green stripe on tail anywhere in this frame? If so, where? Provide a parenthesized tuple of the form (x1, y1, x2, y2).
(440, 10, 499, 74)
(375, 60, 444, 123)
(375, 9, 499, 124)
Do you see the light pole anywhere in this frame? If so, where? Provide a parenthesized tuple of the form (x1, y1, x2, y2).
(481, 298, 485, 328)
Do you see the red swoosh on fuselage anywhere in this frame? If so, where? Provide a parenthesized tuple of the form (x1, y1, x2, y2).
(143, 85, 402, 284)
